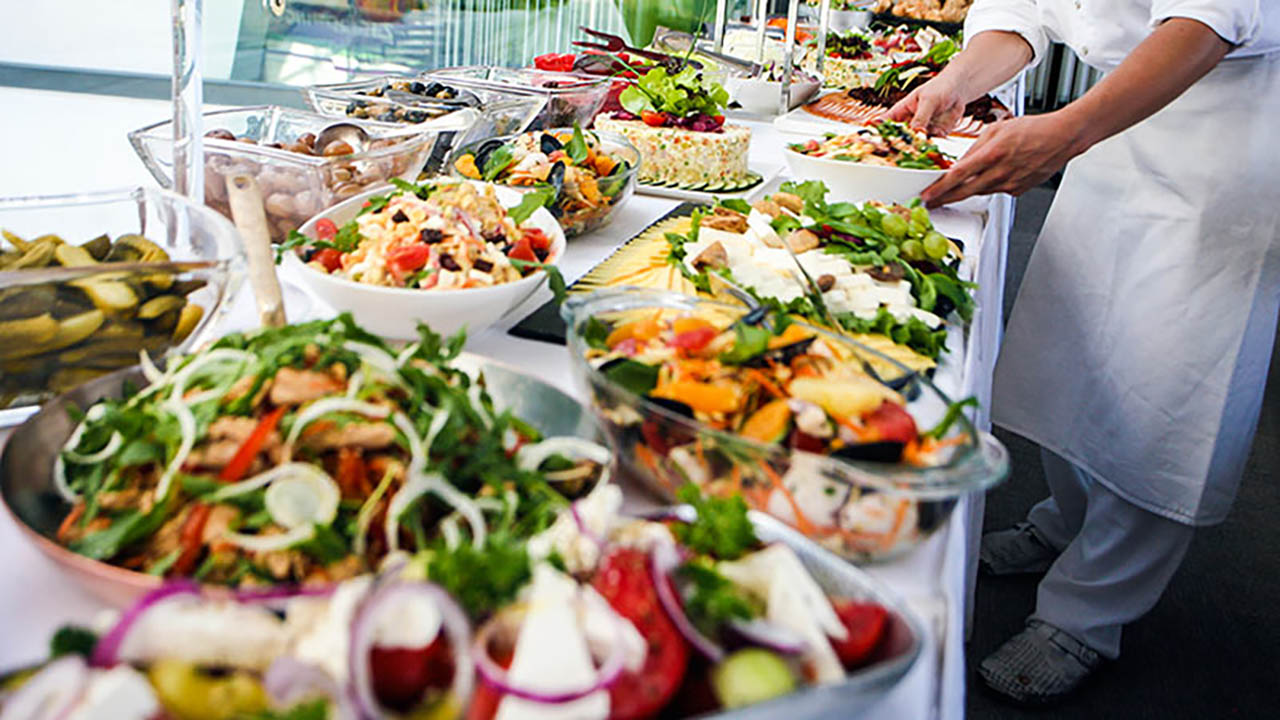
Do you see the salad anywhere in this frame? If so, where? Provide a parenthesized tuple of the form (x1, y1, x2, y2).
(3, 484, 900, 720)
(51, 316, 608, 586)
(667, 180, 973, 363)
(575, 301, 977, 558)
(280, 180, 559, 291)
(612, 64, 730, 133)
(788, 120, 955, 170)
(453, 125, 636, 237)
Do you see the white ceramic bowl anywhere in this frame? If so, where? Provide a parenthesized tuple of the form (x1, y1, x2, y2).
(287, 182, 565, 340)
(783, 145, 946, 204)
(727, 73, 823, 115)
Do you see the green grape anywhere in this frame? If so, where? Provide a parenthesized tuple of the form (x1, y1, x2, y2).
(908, 220, 929, 238)
(901, 239, 924, 261)
(923, 231, 950, 260)
(910, 206, 932, 229)
(880, 213, 908, 239)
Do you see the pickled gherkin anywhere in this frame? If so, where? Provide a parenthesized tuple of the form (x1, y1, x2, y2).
(0, 228, 211, 409)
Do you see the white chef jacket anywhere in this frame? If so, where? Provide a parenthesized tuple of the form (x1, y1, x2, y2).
(964, 0, 1280, 72)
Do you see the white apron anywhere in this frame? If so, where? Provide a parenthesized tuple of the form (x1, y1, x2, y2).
(991, 52, 1280, 526)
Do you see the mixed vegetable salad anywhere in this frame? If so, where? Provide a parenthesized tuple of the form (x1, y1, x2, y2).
(279, 180, 559, 291)
(4, 484, 899, 720)
(666, 180, 974, 362)
(52, 316, 608, 586)
(613, 65, 731, 132)
(575, 302, 977, 558)
(788, 121, 954, 170)
(453, 125, 635, 237)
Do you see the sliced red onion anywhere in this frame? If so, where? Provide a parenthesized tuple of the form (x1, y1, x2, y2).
(471, 604, 625, 705)
(727, 618, 808, 656)
(570, 501, 604, 547)
(264, 656, 357, 720)
(0, 655, 89, 720)
(454, 208, 483, 242)
(649, 543, 725, 662)
(90, 582, 202, 668)
(348, 580, 473, 719)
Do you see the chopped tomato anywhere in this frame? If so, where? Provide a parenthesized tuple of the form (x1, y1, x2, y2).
(926, 152, 952, 169)
(641, 110, 667, 128)
(219, 406, 287, 483)
(370, 636, 455, 712)
(170, 503, 211, 576)
(313, 248, 344, 273)
(789, 429, 828, 454)
(533, 52, 577, 72)
(640, 420, 671, 456)
(388, 244, 430, 274)
(507, 236, 537, 263)
(592, 548, 689, 720)
(672, 327, 718, 353)
(314, 218, 338, 241)
(465, 637, 514, 720)
(863, 401, 917, 445)
(524, 228, 552, 252)
(829, 600, 889, 670)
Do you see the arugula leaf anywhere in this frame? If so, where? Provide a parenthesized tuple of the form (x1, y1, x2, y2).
(482, 144, 515, 181)
(601, 359, 659, 396)
(147, 548, 182, 577)
(673, 483, 758, 561)
(677, 558, 758, 634)
(298, 523, 349, 564)
(927, 273, 978, 322)
(565, 121, 589, 164)
(925, 396, 980, 439)
(70, 499, 172, 560)
(718, 198, 752, 215)
(506, 185, 558, 226)
(507, 258, 567, 304)
(617, 65, 730, 117)
(358, 193, 392, 216)
(718, 322, 773, 365)
(582, 316, 611, 350)
(425, 533, 532, 617)
(50, 625, 98, 660)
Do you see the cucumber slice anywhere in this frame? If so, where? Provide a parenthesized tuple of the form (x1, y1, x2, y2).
(711, 649, 797, 709)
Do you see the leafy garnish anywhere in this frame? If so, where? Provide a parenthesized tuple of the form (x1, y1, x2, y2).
(925, 396, 979, 439)
(50, 625, 98, 660)
(718, 322, 773, 365)
(618, 65, 729, 118)
(673, 483, 758, 561)
(601, 358, 660, 396)
(243, 700, 330, 720)
(582, 316, 611, 350)
(565, 121, 589, 164)
(506, 185, 558, 226)
(425, 532, 532, 617)
(507, 257, 567, 304)
(677, 558, 758, 633)
(482, 144, 515, 181)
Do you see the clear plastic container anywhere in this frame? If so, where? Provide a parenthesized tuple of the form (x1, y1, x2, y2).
(0, 186, 244, 424)
(423, 66, 613, 130)
(561, 288, 1010, 562)
(129, 105, 477, 242)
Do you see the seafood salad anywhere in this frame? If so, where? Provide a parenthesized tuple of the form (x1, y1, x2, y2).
(3, 484, 900, 719)
(574, 301, 978, 558)
(282, 180, 559, 291)
(453, 125, 636, 237)
(788, 121, 954, 170)
(52, 316, 609, 586)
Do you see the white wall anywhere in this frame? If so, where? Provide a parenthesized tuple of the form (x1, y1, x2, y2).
(0, 0, 245, 78)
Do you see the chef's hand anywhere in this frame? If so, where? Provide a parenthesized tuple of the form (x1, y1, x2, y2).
(886, 75, 968, 137)
(920, 112, 1086, 207)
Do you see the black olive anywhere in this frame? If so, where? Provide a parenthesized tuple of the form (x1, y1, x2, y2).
(392, 210, 410, 224)
(301, 247, 317, 262)
(833, 441, 906, 463)
(419, 228, 444, 244)
(377, 110, 397, 122)
(473, 258, 494, 273)
(482, 229, 506, 244)
(345, 101, 360, 115)
(646, 396, 695, 419)
(741, 306, 769, 326)
(534, 245, 549, 262)
(744, 338, 816, 368)
(410, 81, 426, 94)
(547, 160, 566, 198)
(406, 110, 428, 123)
(424, 81, 447, 97)
(540, 133, 563, 154)
(439, 253, 461, 272)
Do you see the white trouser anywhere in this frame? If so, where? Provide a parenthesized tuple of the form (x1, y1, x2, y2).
(1025, 448, 1194, 659)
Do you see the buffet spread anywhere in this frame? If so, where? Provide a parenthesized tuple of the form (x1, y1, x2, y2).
(0, 6, 1014, 720)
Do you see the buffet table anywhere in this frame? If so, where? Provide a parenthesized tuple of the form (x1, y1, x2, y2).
(0, 86, 1010, 720)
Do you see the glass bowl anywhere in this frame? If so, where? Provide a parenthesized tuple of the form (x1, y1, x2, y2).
(0, 186, 244, 425)
(447, 127, 641, 238)
(128, 105, 478, 243)
(422, 66, 613, 130)
(561, 288, 1009, 563)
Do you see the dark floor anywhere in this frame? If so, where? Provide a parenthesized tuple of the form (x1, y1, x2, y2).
(967, 187, 1280, 718)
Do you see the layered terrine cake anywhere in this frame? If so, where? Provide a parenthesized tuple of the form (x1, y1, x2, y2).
(595, 113, 752, 189)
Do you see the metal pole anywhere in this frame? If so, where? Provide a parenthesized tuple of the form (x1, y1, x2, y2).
(779, 0, 799, 115)
(171, 0, 204, 200)
(816, 0, 831, 76)
(754, 0, 767, 64)
(713, 0, 728, 53)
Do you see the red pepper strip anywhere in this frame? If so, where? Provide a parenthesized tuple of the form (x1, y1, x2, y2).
(171, 503, 212, 576)
(219, 406, 287, 483)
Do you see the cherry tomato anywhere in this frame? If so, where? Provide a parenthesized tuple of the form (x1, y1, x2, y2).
(524, 228, 552, 252)
(672, 327, 717, 353)
(313, 248, 344, 273)
(864, 401, 917, 445)
(507, 237, 537, 263)
(828, 600, 889, 670)
(533, 52, 577, 72)
(388, 244, 431, 274)
(315, 218, 338, 241)
(370, 636, 455, 712)
(592, 548, 689, 720)
(641, 111, 668, 128)
(926, 152, 953, 169)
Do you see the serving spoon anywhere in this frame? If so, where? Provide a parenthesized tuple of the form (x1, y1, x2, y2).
(225, 174, 287, 329)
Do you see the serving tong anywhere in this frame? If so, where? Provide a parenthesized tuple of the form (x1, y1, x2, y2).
(573, 28, 703, 73)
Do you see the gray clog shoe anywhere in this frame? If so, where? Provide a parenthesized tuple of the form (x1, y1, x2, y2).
(979, 522, 1058, 576)
(978, 619, 1102, 706)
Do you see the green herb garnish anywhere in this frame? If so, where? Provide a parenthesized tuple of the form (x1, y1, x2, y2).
(673, 483, 758, 561)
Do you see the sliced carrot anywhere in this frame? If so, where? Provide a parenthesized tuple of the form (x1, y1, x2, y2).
(759, 460, 817, 536)
(746, 369, 786, 400)
(57, 503, 86, 542)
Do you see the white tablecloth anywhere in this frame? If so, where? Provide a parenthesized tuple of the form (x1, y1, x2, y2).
(0, 86, 1009, 720)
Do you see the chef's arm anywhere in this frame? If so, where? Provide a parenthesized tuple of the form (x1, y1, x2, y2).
(920, 18, 1232, 206)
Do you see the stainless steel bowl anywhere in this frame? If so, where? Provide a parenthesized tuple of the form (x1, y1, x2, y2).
(0, 352, 612, 607)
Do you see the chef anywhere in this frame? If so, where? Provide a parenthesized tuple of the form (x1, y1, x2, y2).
(887, 0, 1280, 706)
